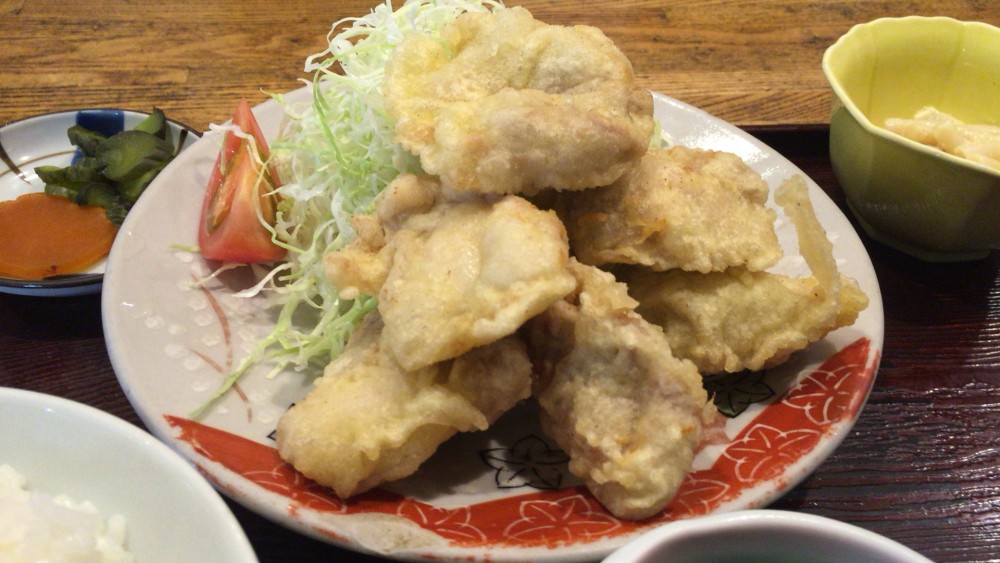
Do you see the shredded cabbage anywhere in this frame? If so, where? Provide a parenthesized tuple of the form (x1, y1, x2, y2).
(195, 0, 507, 414)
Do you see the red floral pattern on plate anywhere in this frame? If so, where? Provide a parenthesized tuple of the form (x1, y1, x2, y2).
(167, 336, 877, 548)
(396, 502, 487, 543)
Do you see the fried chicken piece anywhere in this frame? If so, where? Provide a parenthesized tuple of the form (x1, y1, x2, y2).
(621, 176, 869, 374)
(563, 146, 782, 273)
(526, 260, 714, 520)
(276, 313, 532, 498)
(322, 215, 390, 300)
(383, 6, 653, 195)
(324, 173, 576, 371)
(322, 174, 441, 300)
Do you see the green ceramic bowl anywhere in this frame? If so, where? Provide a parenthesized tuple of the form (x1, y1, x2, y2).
(822, 16, 1000, 262)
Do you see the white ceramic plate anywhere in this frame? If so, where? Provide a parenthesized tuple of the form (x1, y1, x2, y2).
(103, 88, 884, 561)
(0, 387, 257, 562)
(0, 109, 199, 297)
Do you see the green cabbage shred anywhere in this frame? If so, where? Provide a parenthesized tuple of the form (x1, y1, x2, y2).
(194, 0, 507, 415)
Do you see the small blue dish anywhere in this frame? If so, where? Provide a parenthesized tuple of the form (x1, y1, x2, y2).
(0, 109, 200, 297)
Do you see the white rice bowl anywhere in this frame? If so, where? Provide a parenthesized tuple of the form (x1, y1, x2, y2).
(0, 464, 132, 561)
(0, 388, 256, 562)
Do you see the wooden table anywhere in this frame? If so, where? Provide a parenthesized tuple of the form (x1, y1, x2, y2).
(2, 1, 999, 561)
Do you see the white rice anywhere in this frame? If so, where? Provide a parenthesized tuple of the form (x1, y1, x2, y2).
(0, 464, 134, 562)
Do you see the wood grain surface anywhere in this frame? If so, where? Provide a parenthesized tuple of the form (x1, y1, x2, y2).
(2, 1, 1000, 562)
(2, 0, 998, 130)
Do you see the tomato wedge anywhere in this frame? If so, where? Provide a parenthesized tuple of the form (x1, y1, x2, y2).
(197, 100, 286, 263)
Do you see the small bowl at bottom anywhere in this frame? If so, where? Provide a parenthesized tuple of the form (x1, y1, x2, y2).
(602, 510, 931, 563)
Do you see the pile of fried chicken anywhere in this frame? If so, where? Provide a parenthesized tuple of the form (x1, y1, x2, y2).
(275, 6, 868, 520)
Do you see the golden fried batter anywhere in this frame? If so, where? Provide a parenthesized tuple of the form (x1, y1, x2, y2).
(564, 146, 782, 273)
(383, 6, 653, 195)
(276, 313, 532, 498)
(526, 260, 714, 520)
(621, 176, 869, 374)
(324, 173, 576, 371)
(293, 5, 872, 522)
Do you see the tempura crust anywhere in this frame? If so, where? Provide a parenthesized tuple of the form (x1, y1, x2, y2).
(564, 146, 782, 273)
(275, 314, 532, 498)
(383, 6, 654, 194)
(325, 173, 577, 372)
(527, 260, 713, 520)
(622, 176, 869, 374)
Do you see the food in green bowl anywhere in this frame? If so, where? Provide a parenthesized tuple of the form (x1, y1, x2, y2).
(822, 16, 1000, 262)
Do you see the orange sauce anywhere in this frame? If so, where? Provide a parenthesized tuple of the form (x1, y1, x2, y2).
(0, 192, 118, 280)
